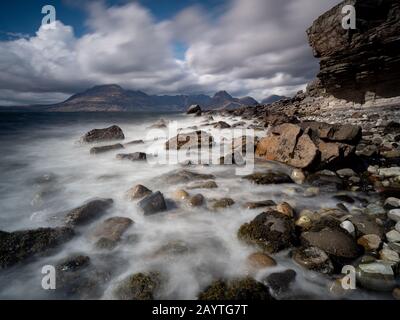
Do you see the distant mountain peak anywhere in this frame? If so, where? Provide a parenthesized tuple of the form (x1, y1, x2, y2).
(213, 90, 233, 99)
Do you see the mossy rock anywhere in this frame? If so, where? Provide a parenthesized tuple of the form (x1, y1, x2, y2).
(114, 272, 160, 300)
(198, 277, 274, 300)
(237, 210, 295, 253)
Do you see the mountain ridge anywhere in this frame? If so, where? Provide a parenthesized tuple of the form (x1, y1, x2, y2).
(27, 84, 260, 112)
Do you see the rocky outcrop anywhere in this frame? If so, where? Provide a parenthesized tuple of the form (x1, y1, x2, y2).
(65, 198, 114, 227)
(165, 131, 213, 150)
(307, 0, 400, 103)
(187, 104, 201, 114)
(256, 122, 361, 170)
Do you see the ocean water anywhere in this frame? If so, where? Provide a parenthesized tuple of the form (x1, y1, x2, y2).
(0, 112, 382, 299)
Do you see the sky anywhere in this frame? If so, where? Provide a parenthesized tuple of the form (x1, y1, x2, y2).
(0, 0, 341, 106)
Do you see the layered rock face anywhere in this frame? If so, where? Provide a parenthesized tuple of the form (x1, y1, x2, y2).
(307, 0, 400, 103)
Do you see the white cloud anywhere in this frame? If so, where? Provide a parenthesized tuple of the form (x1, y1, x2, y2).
(0, 0, 341, 105)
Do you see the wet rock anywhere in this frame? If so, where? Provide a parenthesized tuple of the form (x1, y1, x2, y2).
(238, 210, 295, 253)
(148, 119, 167, 129)
(276, 202, 294, 218)
(91, 217, 133, 247)
(198, 278, 274, 300)
(336, 168, 356, 178)
(90, 143, 124, 155)
(172, 189, 189, 201)
(116, 152, 147, 161)
(388, 209, 400, 222)
(357, 234, 381, 251)
(55, 254, 112, 299)
(246, 252, 277, 270)
(357, 262, 396, 292)
(151, 240, 191, 259)
(114, 272, 160, 300)
(126, 184, 152, 200)
(81, 125, 125, 143)
(138, 192, 167, 215)
(213, 121, 231, 129)
(189, 194, 205, 207)
(340, 221, 355, 236)
(165, 131, 213, 150)
(187, 181, 218, 190)
(301, 227, 360, 260)
(393, 288, 400, 300)
(291, 169, 306, 184)
(333, 194, 355, 204)
(243, 172, 292, 185)
(378, 167, 400, 178)
(379, 248, 400, 263)
(386, 230, 400, 243)
(293, 246, 334, 274)
(65, 198, 114, 227)
(0, 227, 74, 269)
(187, 104, 201, 114)
(296, 216, 313, 230)
(383, 197, 400, 210)
(384, 122, 400, 135)
(306, 172, 343, 192)
(124, 139, 144, 145)
(159, 169, 215, 185)
(396, 221, 400, 233)
(365, 203, 386, 217)
(304, 187, 320, 197)
(263, 269, 296, 295)
(211, 198, 235, 210)
(243, 200, 276, 210)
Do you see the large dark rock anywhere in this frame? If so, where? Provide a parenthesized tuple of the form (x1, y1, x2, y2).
(81, 125, 125, 143)
(187, 104, 201, 114)
(138, 191, 167, 215)
(243, 172, 293, 185)
(198, 278, 274, 300)
(238, 210, 296, 253)
(65, 198, 114, 227)
(91, 217, 133, 248)
(116, 152, 147, 161)
(307, 0, 400, 103)
(263, 269, 297, 295)
(0, 227, 74, 269)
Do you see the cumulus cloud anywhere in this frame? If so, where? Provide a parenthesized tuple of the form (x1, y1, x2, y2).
(0, 0, 341, 105)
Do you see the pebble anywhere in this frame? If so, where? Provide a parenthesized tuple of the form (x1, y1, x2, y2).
(291, 169, 306, 184)
(365, 203, 386, 216)
(296, 216, 312, 230)
(386, 230, 400, 243)
(388, 209, 400, 222)
(384, 197, 400, 209)
(304, 187, 320, 197)
(173, 189, 189, 201)
(378, 167, 400, 178)
(357, 234, 381, 251)
(336, 168, 356, 178)
(340, 220, 355, 236)
(379, 248, 400, 263)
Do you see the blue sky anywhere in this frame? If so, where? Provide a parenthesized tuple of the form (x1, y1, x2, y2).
(0, 0, 341, 105)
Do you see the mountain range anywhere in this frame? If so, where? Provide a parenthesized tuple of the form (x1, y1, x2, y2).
(17, 84, 259, 112)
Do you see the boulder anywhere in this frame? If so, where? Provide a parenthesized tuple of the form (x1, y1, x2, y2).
(198, 278, 274, 300)
(90, 144, 124, 155)
(126, 184, 152, 200)
(91, 217, 133, 247)
(243, 172, 292, 185)
(301, 227, 360, 260)
(213, 121, 231, 129)
(114, 272, 160, 300)
(246, 252, 277, 270)
(256, 122, 361, 170)
(116, 152, 147, 161)
(263, 269, 296, 295)
(357, 262, 396, 292)
(188, 194, 205, 207)
(148, 119, 167, 129)
(81, 125, 124, 143)
(238, 210, 296, 253)
(211, 198, 235, 210)
(165, 131, 213, 150)
(187, 105, 201, 114)
(0, 227, 74, 269)
(187, 181, 218, 189)
(138, 191, 167, 215)
(243, 200, 276, 210)
(65, 198, 114, 227)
